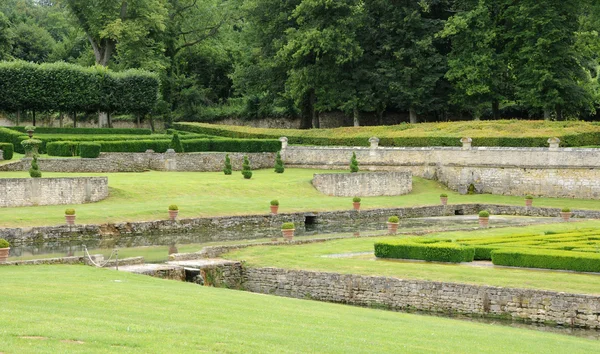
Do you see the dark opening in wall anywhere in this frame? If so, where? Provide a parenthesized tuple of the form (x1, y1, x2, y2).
(305, 214, 318, 225)
(454, 209, 464, 215)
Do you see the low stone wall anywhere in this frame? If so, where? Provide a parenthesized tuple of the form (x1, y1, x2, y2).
(312, 172, 412, 197)
(2, 203, 599, 244)
(0, 152, 276, 173)
(234, 268, 600, 329)
(282, 145, 600, 199)
(0, 177, 108, 208)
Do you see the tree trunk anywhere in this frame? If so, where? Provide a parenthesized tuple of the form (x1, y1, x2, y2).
(409, 106, 417, 124)
(148, 114, 155, 133)
(492, 100, 500, 120)
(98, 112, 109, 128)
(555, 104, 563, 121)
(59, 112, 63, 128)
(136, 114, 141, 128)
(32, 111, 36, 126)
(73, 112, 77, 128)
(353, 107, 360, 127)
(376, 108, 384, 125)
(544, 109, 552, 120)
(107, 111, 112, 128)
(16, 110, 20, 126)
(299, 89, 314, 129)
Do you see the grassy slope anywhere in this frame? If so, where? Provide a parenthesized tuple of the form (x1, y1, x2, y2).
(225, 221, 600, 295)
(0, 266, 598, 353)
(0, 169, 598, 228)
(180, 120, 600, 139)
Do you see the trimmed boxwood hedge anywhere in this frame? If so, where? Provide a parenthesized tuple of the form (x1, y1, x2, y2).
(374, 241, 475, 263)
(491, 249, 600, 273)
(79, 143, 101, 158)
(0, 142, 14, 160)
(46, 141, 79, 156)
(8, 127, 152, 135)
(0, 127, 28, 153)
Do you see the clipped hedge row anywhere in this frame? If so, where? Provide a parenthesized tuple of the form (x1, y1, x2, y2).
(0, 142, 14, 160)
(8, 127, 152, 135)
(374, 241, 475, 263)
(491, 249, 600, 273)
(0, 127, 27, 153)
(79, 143, 101, 158)
(174, 123, 600, 147)
(47, 138, 281, 155)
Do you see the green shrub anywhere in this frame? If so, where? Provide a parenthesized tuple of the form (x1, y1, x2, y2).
(0, 142, 14, 160)
(525, 195, 533, 199)
(242, 155, 252, 179)
(168, 204, 179, 211)
(374, 241, 475, 263)
(491, 249, 600, 272)
(170, 133, 184, 153)
(353, 197, 361, 203)
(440, 193, 448, 198)
(8, 127, 152, 135)
(29, 155, 41, 178)
(349, 152, 359, 173)
(21, 139, 41, 155)
(0, 238, 9, 248)
(65, 208, 75, 215)
(388, 216, 399, 223)
(561, 207, 571, 212)
(274, 151, 285, 173)
(47, 141, 79, 156)
(270, 200, 279, 206)
(223, 154, 232, 175)
(0, 127, 27, 153)
(281, 222, 295, 230)
(79, 143, 101, 158)
(479, 210, 490, 217)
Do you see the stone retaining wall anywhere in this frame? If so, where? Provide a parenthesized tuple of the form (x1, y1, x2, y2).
(312, 172, 412, 197)
(0, 152, 276, 173)
(0, 177, 108, 208)
(282, 145, 600, 199)
(233, 267, 600, 329)
(2, 204, 598, 244)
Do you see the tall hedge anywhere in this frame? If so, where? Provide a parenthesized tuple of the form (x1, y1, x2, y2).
(0, 61, 159, 115)
(0, 142, 14, 160)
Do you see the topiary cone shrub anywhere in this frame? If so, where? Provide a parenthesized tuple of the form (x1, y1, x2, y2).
(169, 132, 184, 153)
(349, 152, 359, 173)
(242, 155, 253, 179)
(223, 154, 232, 175)
(29, 155, 42, 178)
(274, 151, 285, 173)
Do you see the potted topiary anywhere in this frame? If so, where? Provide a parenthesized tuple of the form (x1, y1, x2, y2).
(478, 210, 490, 228)
(223, 154, 232, 175)
(353, 197, 361, 211)
(440, 193, 448, 205)
(65, 208, 76, 225)
(387, 216, 400, 235)
(0, 238, 10, 263)
(25, 125, 35, 138)
(21, 138, 42, 157)
(270, 199, 279, 214)
(168, 204, 179, 220)
(561, 207, 572, 222)
(525, 195, 534, 207)
(242, 156, 253, 179)
(281, 222, 295, 240)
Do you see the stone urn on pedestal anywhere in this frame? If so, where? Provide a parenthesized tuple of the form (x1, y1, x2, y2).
(387, 216, 400, 235)
(168, 204, 179, 221)
(281, 222, 295, 241)
(0, 238, 10, 263)
(65, 208, 76, 225)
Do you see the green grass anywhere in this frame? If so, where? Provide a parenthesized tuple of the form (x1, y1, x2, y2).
(224, 221, 600, 295)
(0, 169, 598, 227)
(1, 265, 599, 353)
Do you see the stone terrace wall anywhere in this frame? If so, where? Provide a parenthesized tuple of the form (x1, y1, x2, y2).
(2, 203, 599, 244)
(282, 146, 600, 199)
(0, 152, 276, 173)
(312, 172, 412, 197)
(0, 177, 108, 208)
(235, 268, 600, 329)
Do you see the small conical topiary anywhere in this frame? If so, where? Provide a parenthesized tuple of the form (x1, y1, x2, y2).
(169, 132, 184, 153)
(242, 155, 253, 179)
(274, 151, 284, 173)
(349, 152, 359, 173)
(29, 155, 41, 178)
(223, 154, 232, 175)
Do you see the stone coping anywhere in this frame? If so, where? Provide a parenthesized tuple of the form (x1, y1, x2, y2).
(286, 145, 600, 152)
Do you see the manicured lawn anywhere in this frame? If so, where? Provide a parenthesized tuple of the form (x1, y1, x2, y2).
(0, 169, 598, 228)
(0, 265, 599, 353)
(224, 221, 600, 295)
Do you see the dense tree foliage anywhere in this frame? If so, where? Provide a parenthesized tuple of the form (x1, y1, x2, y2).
(0, 0, 599, 125)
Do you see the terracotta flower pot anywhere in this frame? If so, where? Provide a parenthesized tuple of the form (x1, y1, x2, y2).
(561, 212, 572, 222)
(169, 210, 179, 221)
(479, 217, 489, 228)
(65, 214, 76, 225)
(282, 228, 295, 241)
(0, 247, 9, 263)
(353, 202, 361, 211)
(270, 205, 279, 215)
(525, 199, 533, 207)
(387, 222, 399, 235)
(440, 197, 448, 206)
